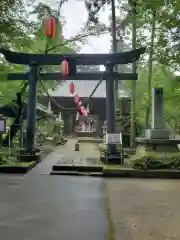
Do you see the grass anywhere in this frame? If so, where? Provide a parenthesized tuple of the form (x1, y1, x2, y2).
(103, 164, 122, 170)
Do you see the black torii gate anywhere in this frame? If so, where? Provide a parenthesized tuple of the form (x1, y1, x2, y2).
(0, 47, 145, 161)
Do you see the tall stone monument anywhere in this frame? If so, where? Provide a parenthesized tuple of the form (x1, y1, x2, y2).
(145, 88, 169, 139)
(136, 88, 180, 152)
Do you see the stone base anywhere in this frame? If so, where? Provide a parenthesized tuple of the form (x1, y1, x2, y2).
(107, 153, 124, 164)
(75, 143, 79, 151)
(145, 129, 170, 139)
(136, 137, 180, 152)
(17, 148, 41, 162)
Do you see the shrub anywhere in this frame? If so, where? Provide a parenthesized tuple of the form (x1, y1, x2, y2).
(132, 152, 180, 170)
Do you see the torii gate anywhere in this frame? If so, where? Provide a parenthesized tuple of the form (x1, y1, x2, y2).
(0, 47, 145, 162)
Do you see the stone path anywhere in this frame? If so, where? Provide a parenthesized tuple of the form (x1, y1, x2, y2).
(106, 178, 180, 240)
(56, 141, 100, 166)
(29, 138, 77, 175)
(30, 138, 100, 175)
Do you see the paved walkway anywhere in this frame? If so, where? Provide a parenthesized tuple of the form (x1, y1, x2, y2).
(56, 141, 100, 166)
(29, 138, 100, 175)
(0, 174, 108, 240)
(29, 139, 77, 175)
(0, 139, 108, 239)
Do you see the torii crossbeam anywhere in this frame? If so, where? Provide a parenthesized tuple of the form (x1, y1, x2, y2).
(0, 47, 145, 162)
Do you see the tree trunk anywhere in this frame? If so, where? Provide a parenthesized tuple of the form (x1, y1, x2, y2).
(130, 0, 137, 148)
(145, 10, 156, 129)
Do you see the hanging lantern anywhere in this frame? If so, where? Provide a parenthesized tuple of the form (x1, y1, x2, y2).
(60, 58, 76, 76)
(43, 14, 56, 38)
(69, 81, 75, 95)
(74, 93, 79, 104)
(61, 60, 69, 76)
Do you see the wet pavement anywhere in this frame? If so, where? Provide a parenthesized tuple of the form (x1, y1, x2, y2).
(0, 174, 108, 240)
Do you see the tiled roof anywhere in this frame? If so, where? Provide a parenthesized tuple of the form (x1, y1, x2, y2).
(50, 80, 130, 98)
(50, 80, 106, 98)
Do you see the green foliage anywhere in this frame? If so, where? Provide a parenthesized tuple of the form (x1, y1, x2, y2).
(132, 152, 180, 170)
(85, 0, 111, 24)
(126, 64, 180, 133)
(0, 2, 77, 107)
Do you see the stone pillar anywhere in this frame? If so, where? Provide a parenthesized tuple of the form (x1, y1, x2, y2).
(145, 88, 170, 139)
(152, 88, 165, 129)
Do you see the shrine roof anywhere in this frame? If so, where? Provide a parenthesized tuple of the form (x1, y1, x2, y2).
(49, 80, 131, 98)
(50, 80, 106, 98)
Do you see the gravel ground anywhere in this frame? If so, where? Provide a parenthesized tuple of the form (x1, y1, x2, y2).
(106, 178, 180, 240)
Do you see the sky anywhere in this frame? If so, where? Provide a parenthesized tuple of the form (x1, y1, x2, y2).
(51, 0, 112, 54)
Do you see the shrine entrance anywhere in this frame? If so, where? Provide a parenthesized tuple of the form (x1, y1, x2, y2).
(74, 115, 100, 137)
(0, 47, 145, 162)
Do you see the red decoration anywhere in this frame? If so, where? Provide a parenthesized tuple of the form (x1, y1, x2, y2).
(43, 16, 55, 38)
(69, 81, 75, 95)
(80, 106, 88, 116)
(74, 94, 79, 104)
(61, 60, 69, 76)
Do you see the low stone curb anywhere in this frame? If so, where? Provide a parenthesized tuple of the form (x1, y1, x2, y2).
(51, 166, 180, 179)
(0, 161, 37, 174)
(103, 169, 180, 179)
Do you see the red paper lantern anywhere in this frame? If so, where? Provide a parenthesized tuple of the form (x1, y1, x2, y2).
(74, 94, 79, 104)
(43, 16, 55, 38)
(61, 60, 69, 76)
(69, 81, 75, 95)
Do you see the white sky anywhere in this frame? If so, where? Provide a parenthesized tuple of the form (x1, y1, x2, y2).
(61, 0, 111, 53)
(45, 0, 112, 54)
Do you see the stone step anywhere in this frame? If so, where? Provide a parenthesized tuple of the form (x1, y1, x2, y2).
(52, 164, 103, 173)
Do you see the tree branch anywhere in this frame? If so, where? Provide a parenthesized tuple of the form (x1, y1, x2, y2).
(47, 28, 109, 52)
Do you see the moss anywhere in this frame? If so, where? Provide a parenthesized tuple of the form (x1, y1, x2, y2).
(1, 161, 36, 167)
(103, 164, 122, 171)
(132, 151, 180, 170)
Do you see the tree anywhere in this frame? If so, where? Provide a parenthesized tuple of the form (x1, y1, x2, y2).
(129, 0, 137, 148)
(145, 10, 156, 129)
(126, 64, 180, 134)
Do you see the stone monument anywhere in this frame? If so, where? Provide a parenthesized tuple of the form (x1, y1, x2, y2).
(145, 88, 169, 139)
(136, 88, 180, 152)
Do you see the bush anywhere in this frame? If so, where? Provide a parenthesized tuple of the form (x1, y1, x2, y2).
(0, 153, 8, 165)
(132, 152, 180, 170)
